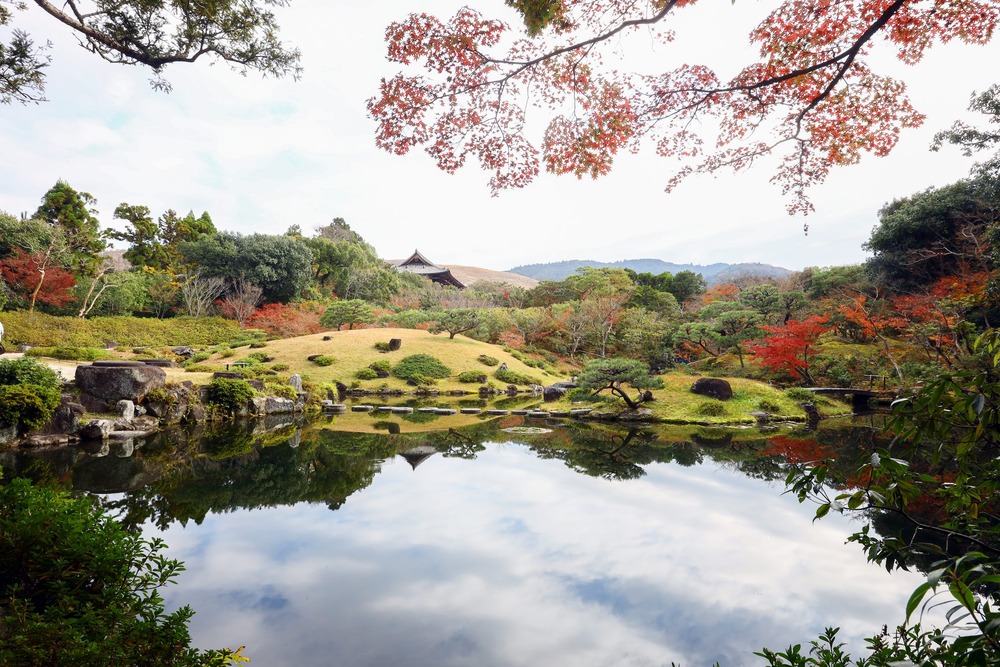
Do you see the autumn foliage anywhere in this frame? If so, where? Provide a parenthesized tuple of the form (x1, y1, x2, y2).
(749, 314, 832, 385)
(366, 0, 996, 211)
(0, 249, 77, 308)
(244, 302, 325, 338)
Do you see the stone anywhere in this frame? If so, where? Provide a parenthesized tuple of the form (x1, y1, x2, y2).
(323, 335, 333, 341)
(116, 400, 136, 420)
(289, 374, 303, 392)
(139, 358, 174, 367)
(543, 381, 576, 402)
(171, 346, 195, 358)
(690, 377, 733, 401)
(78, 419, 113, 441)
(264, 397, 296, 414)
(76, 363, 166, 403)
(0, 423, 19, 444)
(41, 396, 86, 436)
(213, 371, 246, 380)
(388, 338, 402, 351)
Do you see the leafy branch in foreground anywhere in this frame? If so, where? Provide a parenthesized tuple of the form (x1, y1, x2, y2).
(772, 329, 1000, 665)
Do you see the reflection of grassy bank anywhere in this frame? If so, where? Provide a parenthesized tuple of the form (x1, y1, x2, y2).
(551, 373, 853, 425)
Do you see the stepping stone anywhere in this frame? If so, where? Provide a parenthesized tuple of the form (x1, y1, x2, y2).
(485, 409, 509, 415)
(351, 405, 374, 412)
(436, 408, 457, 415)
(460, 408, 482, 414)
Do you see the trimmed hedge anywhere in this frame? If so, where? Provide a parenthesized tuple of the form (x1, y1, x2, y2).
(392, 354, 451, 382)
(0, 312, 249, 348)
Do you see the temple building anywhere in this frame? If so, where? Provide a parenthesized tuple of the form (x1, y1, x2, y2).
(389, 249, 465, 288)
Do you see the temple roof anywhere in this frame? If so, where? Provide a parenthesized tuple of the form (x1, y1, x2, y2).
(389, 249, 465, 288)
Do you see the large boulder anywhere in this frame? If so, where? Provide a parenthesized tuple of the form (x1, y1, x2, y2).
(690, 377, 733, 401)
(76, 361, 166, 403)
(544, 381, 577, 402)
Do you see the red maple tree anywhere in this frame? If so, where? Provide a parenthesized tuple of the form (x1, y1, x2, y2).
(0, 249, 77, 310)
(367, 0, 993, 212)
(749, 314, 832, 385)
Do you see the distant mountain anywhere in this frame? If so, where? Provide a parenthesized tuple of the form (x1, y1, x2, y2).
(507, 259, 793, 285)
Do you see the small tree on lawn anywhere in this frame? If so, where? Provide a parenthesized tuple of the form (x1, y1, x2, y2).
(321, 299, 375, 331)
(577, 358, 664, 410)
(749, 314, 832, 386)
(428, 308, 482, 339)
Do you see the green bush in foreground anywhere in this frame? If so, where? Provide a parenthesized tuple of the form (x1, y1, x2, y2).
(204, 378, 255, 416)
(494, 367, 540, 386)
(311, 355, 335, 367)
(0, 478, 243, 666)
(0, 357, 62, 433)
(457, 370, 487, 383)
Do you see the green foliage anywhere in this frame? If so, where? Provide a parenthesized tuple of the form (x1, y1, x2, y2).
(756, 399, 782, 413)
(249, 342, 267, 349)
(0, 479, 238, 666)
(494, 367, 539, 386)
(188, 351, 212, 364)
(392, 354, 452, 382)
(784, 387, 813, 401)
(321, 299, 375, 331)
(246, 351, 269, 363)
(272, 363, 290, 372)
(577, 357, 664, 409)
(311, 355, 335, 367)
(777, 329, 1000, 665)
(0, 312, 245, 348)
(0, 385, 61, 432)
(369, 359, 392, 373)
(477, 354, 500, 366)
(24, 345, 111, 361)
(457, 370, 487, 383)
(203, 378, 255, 416)
(354, 368, 378, 380)
(696, 401, 727, 416)
(264, 383, 298, 400)
(374, 341, 392, 352)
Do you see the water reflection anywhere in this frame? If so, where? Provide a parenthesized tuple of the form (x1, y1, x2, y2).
(2, 415, 919, 665)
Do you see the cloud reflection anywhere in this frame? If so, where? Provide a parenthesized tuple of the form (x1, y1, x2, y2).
(154, 443, 922, 666)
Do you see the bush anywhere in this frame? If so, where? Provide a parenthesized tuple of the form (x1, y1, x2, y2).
(249, 342, 267, 349)
(495, 367, 539, 386)
(246, 352, 269, 364)
(0, 385, 61, 432)
(785, 387, 814, 401)
(0, 478, 239, 666)
(311, 355, 335, 367)
(392, 354, 451, 382)
(265, 383, 298, 400)
(188, 351, 212, 364)
(369, 359, 392, 373)
(203, 378, 256, 416)
(25, 346, 111, 361)
(477, 354, 499, 367)
(756, 399, 781, 413)
(272, 363, 289, 372)
(457, 370, 487, 383)
(696, 401, 727, 416)
(355, 368, 379, 380)
(219, 348, 235, 358)
(374, 341, 391, 352)
(0, 356, 61, 390)
(405, 374, 437, 387)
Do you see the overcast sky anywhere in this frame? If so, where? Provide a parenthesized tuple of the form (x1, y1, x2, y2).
(1, 0, 997, 272)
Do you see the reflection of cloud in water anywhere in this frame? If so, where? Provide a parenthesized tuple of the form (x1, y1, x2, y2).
(155, 444, 922, 666)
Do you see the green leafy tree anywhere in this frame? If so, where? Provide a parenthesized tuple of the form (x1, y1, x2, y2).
(576, 357, 664, 410)
(32, 180, 107, 277)
(320, 299, 375, 331)
(0, 356, 61, 435)
(0, 478, 243, 665)
(180, 232, 313, 304)
(428, 308, 483, 339)
(2, 0, 300, 103)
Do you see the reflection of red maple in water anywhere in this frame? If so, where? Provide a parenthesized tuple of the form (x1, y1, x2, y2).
(760, 435, 836, 465)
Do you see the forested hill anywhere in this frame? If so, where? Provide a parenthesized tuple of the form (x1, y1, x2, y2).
(507, 259, 793, 284)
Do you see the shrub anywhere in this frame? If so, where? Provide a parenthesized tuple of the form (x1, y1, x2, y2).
(246, 352, 269, 364)
(457, 370, 487, 383)
(785, 387, 814, 401)
(265, 383, 298, 400)
(219, 348, 235, 358)
(272, 363, 290, 372)
(0, 356, 61, 390)
(25, 346, 111, 361)
(0, 385, 61, 432)
(249, 342, 267, 349)
(392, 354, 451, 382)
(756, 399, 781, 413)
(405, 374, 437, 387)
(369, 359, 392, 373)
(0, 479, 239, 666)
(311, 355, 335, 367)
(374, 341, 391, 352)
(477, 354, 499, 367)
(494, 368, 539, 386)
(189, 351, 212, 364)
(203, 378, 256, 416)
(696, 401, 727, 416)
(355, 368, 379, 380)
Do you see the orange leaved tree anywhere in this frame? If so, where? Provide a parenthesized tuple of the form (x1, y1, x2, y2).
(368, 0, 996, 212)
(749, 314, 833, 386)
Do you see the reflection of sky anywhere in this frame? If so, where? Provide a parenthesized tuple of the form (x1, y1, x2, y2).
(151, 441, 923, 666)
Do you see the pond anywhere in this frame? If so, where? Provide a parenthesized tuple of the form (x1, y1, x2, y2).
(3, 413, 924, 666)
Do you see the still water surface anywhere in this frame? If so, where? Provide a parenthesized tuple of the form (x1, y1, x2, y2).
(103, 417, 925, 666)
